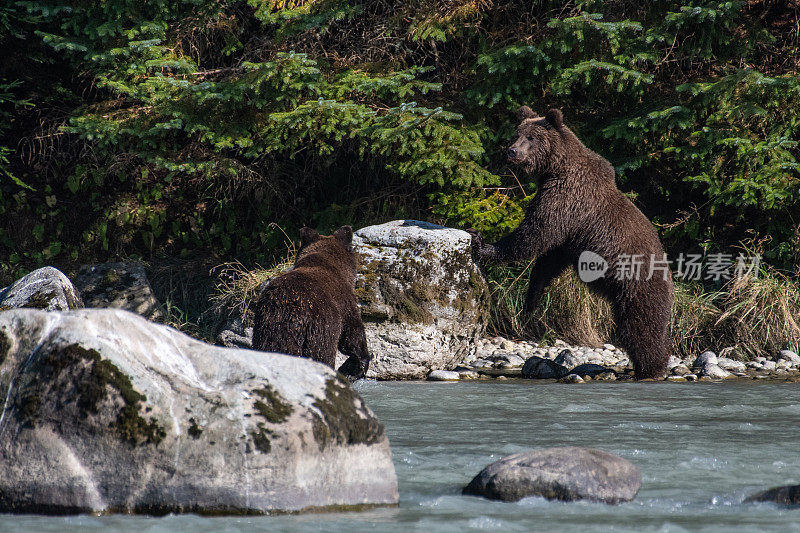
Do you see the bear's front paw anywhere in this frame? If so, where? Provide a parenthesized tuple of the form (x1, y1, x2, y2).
(466, 228, 491, 266)
(338, 356, 368, 382)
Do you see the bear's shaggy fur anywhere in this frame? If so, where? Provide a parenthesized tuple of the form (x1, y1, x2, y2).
(252, 225, 371, 380)
(471, 107, 674, 379)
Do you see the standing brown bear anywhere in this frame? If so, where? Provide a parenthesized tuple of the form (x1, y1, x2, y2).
(470, 107, 673, 379)
(252, 225, 371, 380)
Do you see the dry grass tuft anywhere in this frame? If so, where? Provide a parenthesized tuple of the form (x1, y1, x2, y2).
(210, 252, 295, 327)
(668, 282, 722, 358)
(486, 265, 613, 347)
(712, 272, 800, 358)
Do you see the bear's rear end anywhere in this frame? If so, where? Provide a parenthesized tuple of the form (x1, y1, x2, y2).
(251, 226, 372, 380)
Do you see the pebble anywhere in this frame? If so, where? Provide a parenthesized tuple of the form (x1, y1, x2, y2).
(463, 335, 800, 384)
(701, 364, 731, 380)
(562, 374, 585, 384)
(717, 357, 746, 373)
(693, 351, 718, 368)
(571, 363, 611, 377)
(428, 370, 460, 381)
(778, 350, 800, 364)
(506, 354, 526, 366)
(522, 356, 569, 380)
(671, 365, 690, 376)
(554, 349, 582, 369)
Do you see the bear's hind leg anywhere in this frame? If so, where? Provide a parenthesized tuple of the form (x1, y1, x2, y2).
(616, 297, 670, 380)
(524, 249, 570, 314)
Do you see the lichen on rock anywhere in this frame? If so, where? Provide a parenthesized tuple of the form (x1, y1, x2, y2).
(311, 377, 385, 451)
(0, 266, 83, 312)
(349, 220, 489, 380)
(14, 343, 165, 445)
(252, 384, 293, 424)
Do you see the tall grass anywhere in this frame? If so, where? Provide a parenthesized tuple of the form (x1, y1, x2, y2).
(146, 257, 220, 340)
(486, 263, 614, 347)
(712, 272, 800, 358)
(487, 264, 800, 359)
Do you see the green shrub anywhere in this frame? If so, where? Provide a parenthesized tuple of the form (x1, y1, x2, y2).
(0, 0, 797, 291)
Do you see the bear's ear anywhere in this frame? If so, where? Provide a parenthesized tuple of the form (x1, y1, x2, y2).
(516, 105, 538, 122)
(299, 227, 320, 247)
(545, 108, 563, 129)
(334, 225, 353, 247)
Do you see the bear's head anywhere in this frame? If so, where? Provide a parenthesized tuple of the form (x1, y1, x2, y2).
(298, 225, 353, 252)
(296, 226, 357, 276)
(507, 106, 566, 175)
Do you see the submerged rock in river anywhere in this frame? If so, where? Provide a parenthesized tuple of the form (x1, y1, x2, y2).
(0, 266, 83, 311)
(0, 308, 398, 515)
(745, 484, 800, 506)
(463, 447, 641, 504)
(350, 220, 489, 380)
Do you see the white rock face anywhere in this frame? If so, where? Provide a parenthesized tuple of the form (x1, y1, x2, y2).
(0, 266, 82, 311)
(0, 309, 398, 515)
(351, 220, 489, 380)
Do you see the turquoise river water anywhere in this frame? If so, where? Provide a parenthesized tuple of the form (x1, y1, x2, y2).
(2, 380, 800, 532)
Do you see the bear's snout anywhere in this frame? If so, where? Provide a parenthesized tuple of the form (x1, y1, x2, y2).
(507, 147, 518, 160)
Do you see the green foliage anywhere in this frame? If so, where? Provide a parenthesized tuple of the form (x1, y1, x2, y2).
(0, 0, 798, 285)
(603, 68, 800, 262)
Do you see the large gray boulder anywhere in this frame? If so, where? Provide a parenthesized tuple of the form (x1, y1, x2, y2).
(0, 266, 82, 311)
(0, 308, 398, 515)
(349, 220, 489, 380)
(463, 447, 641, 504)
(74, 262, 164, 321)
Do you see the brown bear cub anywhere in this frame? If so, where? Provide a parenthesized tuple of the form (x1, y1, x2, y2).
(470, 107, 674, 380)
(252, 225, 371, 380)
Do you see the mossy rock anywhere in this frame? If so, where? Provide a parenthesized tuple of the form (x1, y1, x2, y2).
(351, 220, 489, 379)
(0, 308, 398, 515)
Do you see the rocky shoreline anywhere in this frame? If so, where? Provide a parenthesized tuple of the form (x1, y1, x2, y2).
(430, 336, 800, 383)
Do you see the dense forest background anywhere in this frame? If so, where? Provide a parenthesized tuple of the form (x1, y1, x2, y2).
(1, 0, 799, 347)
